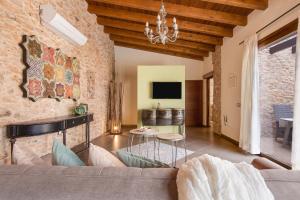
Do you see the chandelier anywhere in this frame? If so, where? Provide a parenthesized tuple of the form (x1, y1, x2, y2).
(144, 0, 179, 45)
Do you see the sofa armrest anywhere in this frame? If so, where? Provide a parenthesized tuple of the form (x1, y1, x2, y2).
(251, 157, 286, 170)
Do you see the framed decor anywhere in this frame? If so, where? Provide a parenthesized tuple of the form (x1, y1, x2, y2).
(22, 35, 80, 101)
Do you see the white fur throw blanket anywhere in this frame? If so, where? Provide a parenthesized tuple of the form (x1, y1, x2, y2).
(177, 155, 274, 200)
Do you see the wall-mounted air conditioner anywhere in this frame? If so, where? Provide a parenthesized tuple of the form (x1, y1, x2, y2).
(40, 4, 87, 46)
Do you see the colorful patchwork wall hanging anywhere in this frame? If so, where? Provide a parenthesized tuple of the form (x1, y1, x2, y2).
(22, 35, 80, 101)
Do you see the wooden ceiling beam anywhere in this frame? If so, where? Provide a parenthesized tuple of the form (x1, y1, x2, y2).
(97, 17, 223, 45)
(115, 41, 204, 61)
(90, 0, 247, 26)
(110, 35, 209, 57)
(88, 5, 233, 37)
(200, 0, 268, 10)
(104, 27, 215, 52)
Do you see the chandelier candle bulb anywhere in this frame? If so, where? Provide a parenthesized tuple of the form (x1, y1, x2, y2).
(145, 22, 150, 34)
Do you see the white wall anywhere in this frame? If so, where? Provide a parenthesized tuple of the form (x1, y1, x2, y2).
(115, 46, 203, 125)
(203, 53, 213, 75)
(137, 65, 185, 133)
(221, 0, 300, 141)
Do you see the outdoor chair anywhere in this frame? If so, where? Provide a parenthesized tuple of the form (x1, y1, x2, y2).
(273, 104, 293, 140)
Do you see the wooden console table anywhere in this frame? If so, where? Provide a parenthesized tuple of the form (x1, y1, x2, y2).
(141, 108, 185, 134)
(7, 113, 93, 161)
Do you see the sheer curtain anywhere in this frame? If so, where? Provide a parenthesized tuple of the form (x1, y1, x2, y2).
(292, 15, 300, 170)
(239, 34, 261, 154)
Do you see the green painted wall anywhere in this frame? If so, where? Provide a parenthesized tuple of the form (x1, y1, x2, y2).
(137, 65, 185, 133)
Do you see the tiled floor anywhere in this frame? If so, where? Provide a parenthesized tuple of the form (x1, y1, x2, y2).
(78, 127, 257, 166)
(261, 136, 291, 166)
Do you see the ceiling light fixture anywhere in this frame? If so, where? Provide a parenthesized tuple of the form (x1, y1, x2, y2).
(144, 0, 179, 45)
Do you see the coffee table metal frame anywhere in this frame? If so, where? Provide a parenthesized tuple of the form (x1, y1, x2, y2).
(156, 133, 187, 167)
(127, 128, 158, 160)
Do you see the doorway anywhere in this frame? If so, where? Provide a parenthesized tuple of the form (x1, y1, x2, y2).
(208, 78, 214, 127)
(258, 20, 298, 167)
(185, 80, 203, 126)
(203, 71, 214, 127)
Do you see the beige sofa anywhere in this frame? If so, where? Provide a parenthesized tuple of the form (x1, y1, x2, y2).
(0, 158, 299, 200)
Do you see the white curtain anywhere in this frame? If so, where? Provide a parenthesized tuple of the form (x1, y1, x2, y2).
(239, 34, 261, 154)
(291, 16, 300, 170)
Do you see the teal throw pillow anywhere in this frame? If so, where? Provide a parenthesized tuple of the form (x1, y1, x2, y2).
(52, 139, 85, 166)
(116, 150, 169, 168)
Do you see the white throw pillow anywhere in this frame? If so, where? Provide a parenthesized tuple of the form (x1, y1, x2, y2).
(12, 143, 48, 165)
(89, 143, 126, 167)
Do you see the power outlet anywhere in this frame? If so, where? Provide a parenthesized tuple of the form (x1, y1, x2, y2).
(223, 115, 228, 126)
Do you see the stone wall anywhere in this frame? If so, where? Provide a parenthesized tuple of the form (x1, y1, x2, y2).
(212, 46, 222, 134)
(0, 0, 114, 164)
(259, 47, 295, 137)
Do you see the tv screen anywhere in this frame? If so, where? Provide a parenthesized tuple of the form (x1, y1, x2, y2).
(152, 82, 182, 99)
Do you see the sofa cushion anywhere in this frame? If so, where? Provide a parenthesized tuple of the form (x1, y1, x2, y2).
(12, 143, 48, 166)
(117, 150, 169, 168)
(88, 144, 126, 167)
(261, 169, 300, 200)
(251, 157, 286, 170)
(0, 165, 178, 200)
(0, 165, 300, 200)
(52, 140, 85, 166)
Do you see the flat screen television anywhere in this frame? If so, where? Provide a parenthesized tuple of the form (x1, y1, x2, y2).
(152, 82, 182, 99)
